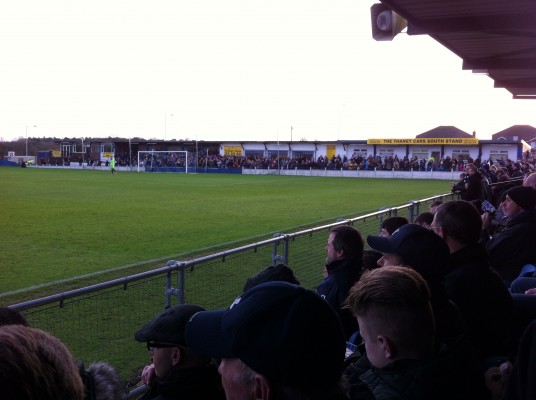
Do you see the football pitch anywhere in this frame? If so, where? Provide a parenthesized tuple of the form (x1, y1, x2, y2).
(0, 167, 448, 302)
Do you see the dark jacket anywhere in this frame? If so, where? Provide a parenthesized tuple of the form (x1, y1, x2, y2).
(462, 173, 483, 202)
(317, 257, 362, 339)
(506, 319, 536, 400)
(443, 243, 515, 359)
(140, 364, 224, 400)
(484, 209, 536, 284)
(344, 339, 488, 400)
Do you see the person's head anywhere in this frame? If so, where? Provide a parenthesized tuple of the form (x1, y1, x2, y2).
(325, 225, 364, 265)
(367, 224, 450, 284)
(346, 266, 435, 368)
(501, 186, 536, 218)
(432, 200, 482, 251)
(414, 211, 434, 228)
(523, 172, 536, 189)
(135, 304, 209, 379)
(185, 282, 346, 399)
(496, 168, 507, 179)
(0, 307, 30, 327)
(362, 249, 383, 271)
(429, 200, 443, 214)
(78, 361, 124, 400)
(466, 163, 478, 175)
(0, 325, 85, 400)
(243, 264, 300, 293)
(379, 216, 409, 237)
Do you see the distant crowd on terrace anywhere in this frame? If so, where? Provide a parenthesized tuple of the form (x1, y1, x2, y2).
(135, 150, 536, 174)
(42, 149, 536, 175)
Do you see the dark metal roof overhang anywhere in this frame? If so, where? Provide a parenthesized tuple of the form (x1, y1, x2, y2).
(376, 0, 536, 99)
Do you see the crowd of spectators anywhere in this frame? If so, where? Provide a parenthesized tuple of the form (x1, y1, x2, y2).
(138, 151, 536, 174)
(35, 148, 536, 175)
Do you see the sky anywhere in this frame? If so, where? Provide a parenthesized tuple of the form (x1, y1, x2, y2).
(1, 0, 534, 143)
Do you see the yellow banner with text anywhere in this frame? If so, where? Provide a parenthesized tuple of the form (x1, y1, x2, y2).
(367, 138, 478, 145)
(224, 146, 243, 156)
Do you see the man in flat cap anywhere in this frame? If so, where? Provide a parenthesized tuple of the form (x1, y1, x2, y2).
(135, 304, 224, 400)
(185, 281, 350, 400)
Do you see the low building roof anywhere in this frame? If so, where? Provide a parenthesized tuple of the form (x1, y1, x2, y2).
(492, 125, 536, 142)
(416, 126, 473, 139)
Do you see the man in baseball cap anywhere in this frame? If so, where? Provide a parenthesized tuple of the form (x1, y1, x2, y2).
(185, 281, 348, 400)
(135, 304, 224, 400)
(367, 223, 450, 280)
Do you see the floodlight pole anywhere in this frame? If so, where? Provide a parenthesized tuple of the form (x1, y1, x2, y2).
(25, 125, 36, 156)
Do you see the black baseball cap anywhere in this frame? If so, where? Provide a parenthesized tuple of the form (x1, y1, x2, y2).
(185, 281, 346, 390)
(367, 224, 450, 279)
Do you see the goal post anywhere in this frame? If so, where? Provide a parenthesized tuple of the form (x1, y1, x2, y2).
(137, 151, 193, 173)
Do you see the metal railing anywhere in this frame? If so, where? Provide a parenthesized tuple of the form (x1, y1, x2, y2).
(9, 192, 457, 395)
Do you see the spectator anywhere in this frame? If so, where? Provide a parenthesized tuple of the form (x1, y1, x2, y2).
(0, 307, 122, 400)
(185, 281, 349, 400)
(78, 361, 124, 400)
(451, 172, 467, 195)
(429, 200, 443, 214)
(243, 263, 300, 293)
(482, 186, 536, 285)
(496, 167, 511, 182)
(362, 249, 382, 271)
(378, 216, 408, 237)
(0, 325, 85, 400)
(523, 171, 536, 189)
(317, 225, 364, 339)
(414, 211, 434, 228)
(134, 304, 224, 400)
(463, 163, 484, 203)
(431, 200, 515, 360)
(367, 224, 465, 342)
(510, 162, 523, 178)
(0, 306, 29, 326)
(344, 266, 487, 400)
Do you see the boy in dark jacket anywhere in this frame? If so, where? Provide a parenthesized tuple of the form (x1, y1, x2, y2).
(344, 266, 487, 400)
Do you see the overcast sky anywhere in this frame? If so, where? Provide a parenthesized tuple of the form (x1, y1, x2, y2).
(1, 0, 534, 143)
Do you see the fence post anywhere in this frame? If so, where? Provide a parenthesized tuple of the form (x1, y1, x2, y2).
(272, 234, 288, 265)
(408, 201, 416, 222)
(165, 260, 186, 306)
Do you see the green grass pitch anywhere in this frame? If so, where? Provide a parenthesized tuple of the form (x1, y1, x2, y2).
(0, 167, 448, 301)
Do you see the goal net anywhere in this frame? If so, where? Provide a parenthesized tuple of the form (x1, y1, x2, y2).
(137, 151, 194, 173)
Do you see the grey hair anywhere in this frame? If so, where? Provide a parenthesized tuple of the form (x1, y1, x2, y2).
(87, 362, 124, 400)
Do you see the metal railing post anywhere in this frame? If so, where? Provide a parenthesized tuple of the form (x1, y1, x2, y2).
(408, 201, 416, 222)
(272, 234, 286, 265)
(165, 260, 185, 306)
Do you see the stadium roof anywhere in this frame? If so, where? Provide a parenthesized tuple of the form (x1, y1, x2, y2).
(378, 0, 536, 99)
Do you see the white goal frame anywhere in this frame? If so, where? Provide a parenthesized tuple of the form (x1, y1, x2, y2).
(137, 150, 189, 173)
